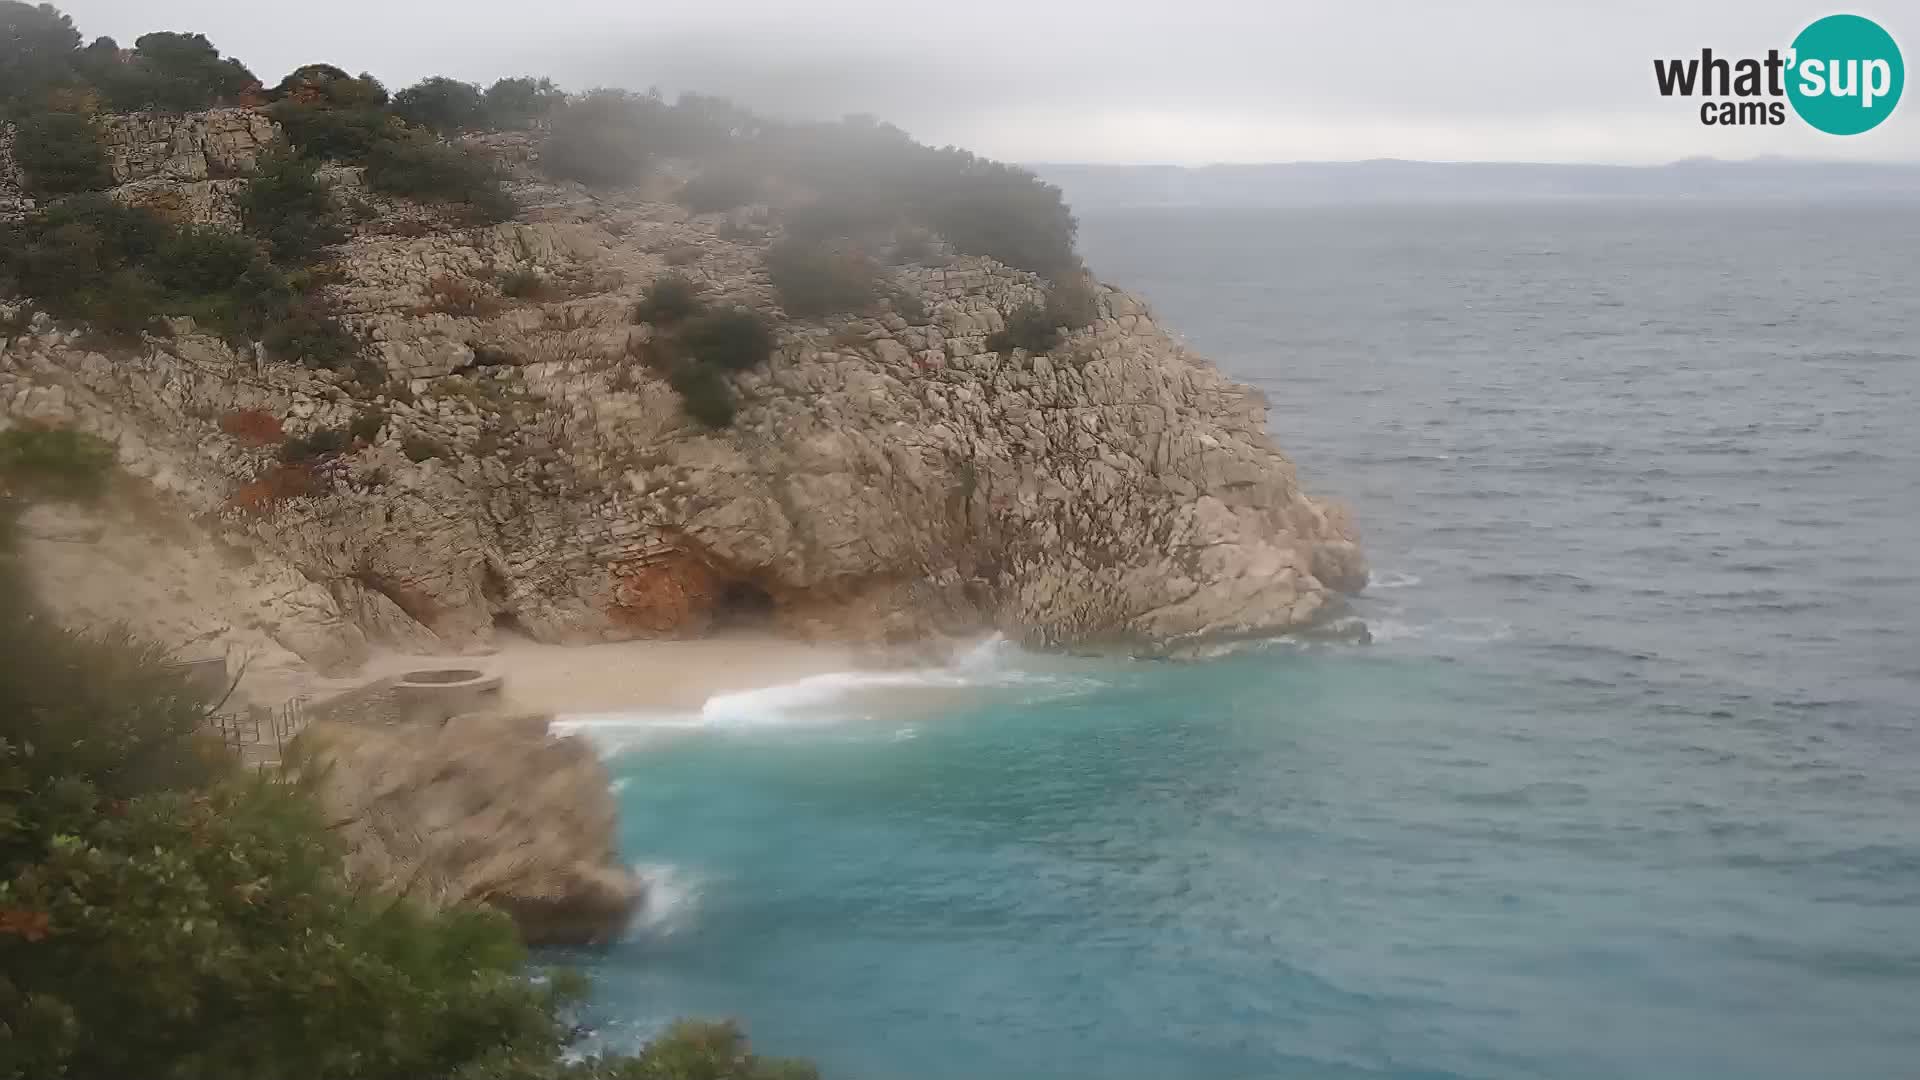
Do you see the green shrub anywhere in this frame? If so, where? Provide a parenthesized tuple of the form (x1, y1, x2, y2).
(677, 165, 761, 213)
(890, 228, 936, 265)
(498, 269, 551, 301)
(84, 267, 167, 337)
(12, 111, 111, 196)
(632, 274, 704, 325)
(679, 308, 773, 372)
(781, 197, 898, 245)
(1045, 273, 1100, 331)
(888, 288, 928, 324)
(263, 303, 357, 369)
(669, 361, 737, 428)
(266, 100, 395, 161)
(239, 151, 347, 265)
(0, 426, 114, 500)
(269, 63, 387, 107)
(364, 136, 515, 223)
(984, 280, 1097, 355)
(278, 425, 349, 463)
(153, 225, 267, 295)
(541, 89, 658, 188)
(402, 435, 447, 462)
(0, 1, 84, 117)
(348, 409, 386, 444)
(1, 201, 152, 304)
(98, 30, 257, 112)
(392, 75, 485, 133)
(914, 150, 1081, 278)
(986, 302, 1059, 355)
(765, 240, 879, 318)
(0, 197, 291, 341)
(482, 76, 565, 129)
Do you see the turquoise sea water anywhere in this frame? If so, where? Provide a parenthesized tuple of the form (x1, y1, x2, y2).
(555, 203, 1920, 1079)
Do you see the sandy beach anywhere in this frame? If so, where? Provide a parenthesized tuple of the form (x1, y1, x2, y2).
(250, 632, 869, 718)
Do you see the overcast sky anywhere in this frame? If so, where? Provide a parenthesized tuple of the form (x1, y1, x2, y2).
(56, 0, 1920, 164)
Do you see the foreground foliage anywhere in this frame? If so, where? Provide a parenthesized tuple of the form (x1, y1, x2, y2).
(0, 195, 349, 350)
(0, 506, 822, 1080)
(0, 427, 113, 500)
(9, 111, 111, 197)
(239, 151, 348, 265)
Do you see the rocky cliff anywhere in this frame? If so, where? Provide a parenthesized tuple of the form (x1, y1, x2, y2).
(0, 109, 1365, 673)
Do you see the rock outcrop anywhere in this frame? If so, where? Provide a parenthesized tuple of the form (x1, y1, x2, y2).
(293, 710, 641, 945)
(0, 108, 1366, 669)
(98, 108, 278, 184)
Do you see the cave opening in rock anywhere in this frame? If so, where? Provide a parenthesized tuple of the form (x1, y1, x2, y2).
(492, 609, 532, 641)
(712, 580, 776, 629)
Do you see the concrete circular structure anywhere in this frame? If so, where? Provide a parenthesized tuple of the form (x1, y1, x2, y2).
(392, 668, 504, 725)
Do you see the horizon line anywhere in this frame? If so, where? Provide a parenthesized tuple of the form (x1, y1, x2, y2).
(1029, 156, 1920, 170)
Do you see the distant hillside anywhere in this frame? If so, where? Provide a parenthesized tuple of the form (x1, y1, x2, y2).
(1033, 159, 1920, 210)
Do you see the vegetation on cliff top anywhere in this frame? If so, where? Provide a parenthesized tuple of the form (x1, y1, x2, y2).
(1, 0, 1097, 424)
(0, 499, 821, 1079)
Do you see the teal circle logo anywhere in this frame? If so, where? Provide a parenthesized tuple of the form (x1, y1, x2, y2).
(1787, 14, 1904, 134)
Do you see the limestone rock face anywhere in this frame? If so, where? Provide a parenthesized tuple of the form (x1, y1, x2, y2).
(293, 712, 641, 945)
(0, 109, 1366, 664)
(13, 498, 368, 678)
(98, 108, 278, 184)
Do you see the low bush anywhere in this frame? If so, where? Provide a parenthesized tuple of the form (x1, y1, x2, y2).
(498, 269, 553, 301)
(781, 197, 898, 245)
(890, 228, 936, 265)
(986, 302, 1059, 355)
(347, 409, 385, 444)
(262, 302, 357, 369)
(889, 288, 928, 324)
(98, 30, 258, 112)
(364, 136, 515, 223)
(239, 151, 347, 265)
(985, 280, 1098, 355)
(632, 274, 704, 325)
(0, 196, 295, 341)
(677, 165, 761, 213)
(0, 426, 114, 500)
(424, 273, 502, 317)
(915, 150, 1081, 279)
(269, 64, 388, 107)
(402, 435, 447, 462)
(153, 225, 268, 295)
(481, 75, 566, 129)
(679, 307, 773, 372)
(765, 239, 879, 318)
(540, 89, 658, 188)
(266, 100, 395, 161)
(278, 425, 349, 463)
(11, 110, 112, 196)
(471, 343, 526, 366)
(1045, 272, 1100, 331)
(669, 361, 737, 428)
(392, 75, 485, 134)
